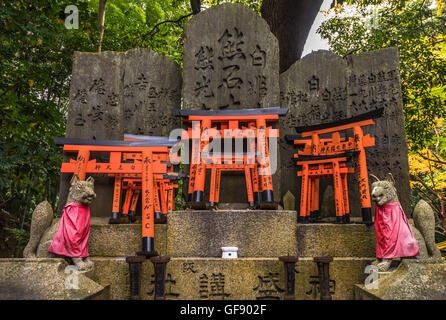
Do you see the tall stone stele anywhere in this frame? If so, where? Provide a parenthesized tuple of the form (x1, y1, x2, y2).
(122, 48, 181, 137)
(280, 48, 411, 217)
(58, 49, 182, 217)
(59, 51, 125, 217)
(182, 3, 281, 204)
(280, 51, 349, 213)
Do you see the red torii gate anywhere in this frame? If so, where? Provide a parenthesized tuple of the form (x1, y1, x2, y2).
(286, 108, 383, 225)
(174, 107, 288, 209)
(53, 137, 179, 257)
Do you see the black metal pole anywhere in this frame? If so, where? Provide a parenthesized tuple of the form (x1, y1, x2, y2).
(149, 256, 171, 300)
(126, 255, 146, 300)
(279, 256, 299, 300)
(313, 256, 333, 300)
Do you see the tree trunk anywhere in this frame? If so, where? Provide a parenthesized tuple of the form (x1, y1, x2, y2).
(97, 0, 107, 52)
(260, 0, 324, 73)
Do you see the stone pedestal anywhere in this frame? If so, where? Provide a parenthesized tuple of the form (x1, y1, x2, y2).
(0, 258, 108, 300)
(354, 259, 446, 300)
(166, 210, 297, 258)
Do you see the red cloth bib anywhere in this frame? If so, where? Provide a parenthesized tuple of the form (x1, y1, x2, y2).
(48, 202, 90, 258)
(374, 201, 419, 259)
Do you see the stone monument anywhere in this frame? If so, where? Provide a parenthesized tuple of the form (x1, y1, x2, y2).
(280, 48, 411, 217)
(182, 3, 281, 204)
(58, 49, 182, 217)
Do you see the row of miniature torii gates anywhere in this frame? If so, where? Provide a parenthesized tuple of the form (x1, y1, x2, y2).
(54, 107, 383, 257)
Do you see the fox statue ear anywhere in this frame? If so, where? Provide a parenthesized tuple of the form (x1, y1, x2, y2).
(369, 174, 380, 182)
(86, 176, 95, 184)
(385, 173, 395, 184)
(70, 174, 80, 185)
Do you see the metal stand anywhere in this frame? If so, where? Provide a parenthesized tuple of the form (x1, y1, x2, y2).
(126, 255, 146, 300)
(149, 256, 171, 300)
(313, 256, 333, 300)
(279, 256, 299, 300)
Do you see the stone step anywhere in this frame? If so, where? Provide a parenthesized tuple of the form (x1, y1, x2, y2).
(296, 221, 376, 257)
(167, 210, 297, 258)
(88, 223, 167, 257)
(88, 211, 376, 258)
(0, 258, 108, 300)
(88, 256, 373, 300)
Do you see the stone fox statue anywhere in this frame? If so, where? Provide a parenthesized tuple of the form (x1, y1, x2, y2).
(23, 175, 96, 271)
(370, 173, 442, 271)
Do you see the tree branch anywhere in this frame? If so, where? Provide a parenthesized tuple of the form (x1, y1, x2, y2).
(416, 152, 446, 165)
(137, 13, 192, 47)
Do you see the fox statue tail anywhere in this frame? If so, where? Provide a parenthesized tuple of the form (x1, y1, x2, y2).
(23, 201, 54, 258)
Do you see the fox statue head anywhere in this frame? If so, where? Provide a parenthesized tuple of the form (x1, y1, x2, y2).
(67, 174, 96, 205)
(370, 173, 399, 207)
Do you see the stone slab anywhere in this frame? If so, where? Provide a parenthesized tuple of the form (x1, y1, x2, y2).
(279, 51, 349, 211)
(182, 3, 282, 204)
(123, 48, 181, 136)
(166, 210, 297, 257)
(0, 258, 106, 300)
(183, 3, 280, 110)
(89, 257, 372, 300)
(346, 47, 411, 216)
(59, 51, 125, 217)
(354, 259, 446, 300)
(296, 222, 376, 257)
(88, 224, 167, 257)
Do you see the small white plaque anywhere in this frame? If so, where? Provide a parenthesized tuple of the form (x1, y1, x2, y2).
(221, 247, 238, 259)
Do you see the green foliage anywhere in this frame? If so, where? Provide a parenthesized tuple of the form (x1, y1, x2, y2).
(318, 0, 446, 152)
(3, 227, 29, 256)
(203, 0, 261, 12)
(0, 0, 98, 256)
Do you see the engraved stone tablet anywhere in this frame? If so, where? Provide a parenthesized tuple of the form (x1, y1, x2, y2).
(279, 51, 348, 211)
(183, 3, 280, 110)
(59, 51, 124, 217)
(66, 51, 124, 140)
(346, 47, 411, 215)
(123, 48, 181, 136)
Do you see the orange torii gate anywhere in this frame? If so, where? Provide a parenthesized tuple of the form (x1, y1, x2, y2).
(106, 134, 182, 224)
(175, 107, 288, 210)
(286, 108, 384, 225)
(53, 137, 179, 257)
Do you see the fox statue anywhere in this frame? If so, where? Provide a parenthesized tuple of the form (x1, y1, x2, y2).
(370, 173, 442, 271)
(23, 174, 96, 271)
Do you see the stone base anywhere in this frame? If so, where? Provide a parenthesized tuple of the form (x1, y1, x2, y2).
(0, 258, 108, 300)
(296, 220, 376, 257)
(88, 223, 167, 257)
(166, 210, 297, 257)
(87, 212, 376, 259)
(88, 257, 372, 300)
(354, 259, 446, 300)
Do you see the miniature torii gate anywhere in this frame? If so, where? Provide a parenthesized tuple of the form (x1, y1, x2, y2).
(106, 134, 183, 224)
(175, 107, 288, 209)
(286, 108, 384, 225)
(53, 137, 179, 257)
